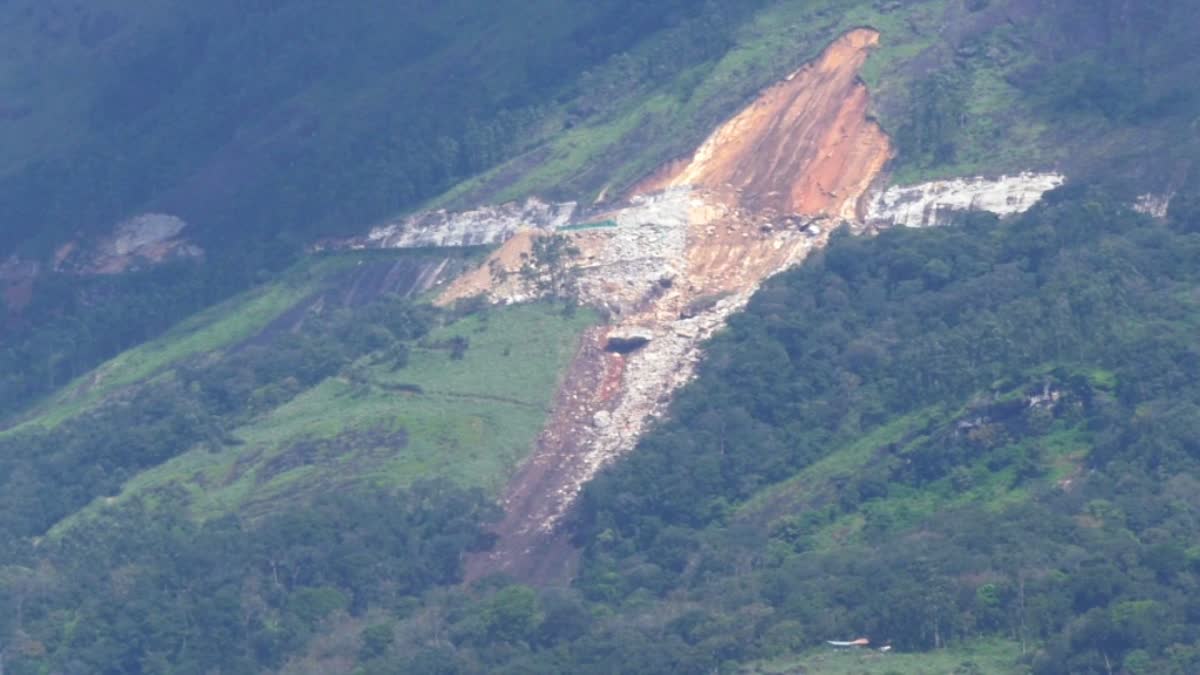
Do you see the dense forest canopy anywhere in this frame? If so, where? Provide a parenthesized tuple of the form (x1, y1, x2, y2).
(0, 0, 762, 258)
(5, 185, 1200, 673)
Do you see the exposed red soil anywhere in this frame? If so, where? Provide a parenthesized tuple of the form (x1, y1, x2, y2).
(437, 230, 537, 305)
(640, 28, 891, 219)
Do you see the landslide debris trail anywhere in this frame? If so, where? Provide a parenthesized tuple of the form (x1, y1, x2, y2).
(462, 29, 892, 582)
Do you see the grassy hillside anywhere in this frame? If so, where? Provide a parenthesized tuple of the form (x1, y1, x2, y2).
(77, 302, 593, 524)
(0, 237, 595, 672)
(8, 0, 1197, 430)
(3, 2, 1200, 673)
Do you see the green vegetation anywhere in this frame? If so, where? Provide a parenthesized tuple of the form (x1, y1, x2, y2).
(93, 302, 593, 521)
(0, 242, 296, 424)
(8, 268, 317, 433)
(4, 1, 1200, 673)
(38, 180, 1186, 675)
(2, 483, 497, 674)
(0, 0, 766, 259)
(557, 189, 1200, 674)
(0, 265, 595, 671)
(749, 639, 1024, 674)
(0, 251, 435, 431)
(560, 219, 619, 232)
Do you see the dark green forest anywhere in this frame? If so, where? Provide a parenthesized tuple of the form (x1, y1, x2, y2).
(0, 0, 762, 259)
(5, 185, 1200, 673)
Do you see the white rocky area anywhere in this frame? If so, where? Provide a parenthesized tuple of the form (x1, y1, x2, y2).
(344, 197, 577, 250)
(866, 172, 1065, 227)
(573, 189, 693, 314)
(539, 290, 760, 533)
(83, 213, 203, 274)
(337, 168, 1071, 554)
(1134, 193, 1173, 219)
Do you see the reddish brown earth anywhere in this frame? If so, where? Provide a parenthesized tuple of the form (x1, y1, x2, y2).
(638, 28, 892, 219)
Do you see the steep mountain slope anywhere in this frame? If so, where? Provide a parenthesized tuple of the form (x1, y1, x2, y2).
(638, 29, 890, 219)
(566, 191, 1200, 674)
(4, 1, 1200, 673)
(0, 0, 765, 258)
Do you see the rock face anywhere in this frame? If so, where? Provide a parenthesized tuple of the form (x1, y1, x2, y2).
(330, 197, 577, 251)
(82, 213, 203, 274)
(866, 172, 1065, 227)
(4, 213, 201, 314)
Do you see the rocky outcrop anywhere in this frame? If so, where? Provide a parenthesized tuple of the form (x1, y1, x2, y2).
(866, 172, 1065, 227)
(79, 213, 203, 274)
(1134, 193, 1173, 219)
(327, 197, 577, 251)
(4, 214, 201, 314)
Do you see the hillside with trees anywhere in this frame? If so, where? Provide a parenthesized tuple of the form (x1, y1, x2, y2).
(3, 1, 1200, 674)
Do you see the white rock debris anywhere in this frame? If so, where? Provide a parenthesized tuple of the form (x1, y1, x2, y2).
(537, 292, 756, 533)
(453, 186, 836, 534)
(866, 172, 1065, 227)
(350, 197, 577, 250)
(1133, 193, 1173, 219)
(87, 213, 202, 274)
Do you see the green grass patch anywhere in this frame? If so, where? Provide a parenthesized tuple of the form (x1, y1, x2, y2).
(63, 302, 596, 524)
(3, 251, 444, 436)
(2, 255, 374, 435)
(740, 407, 943, 518)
